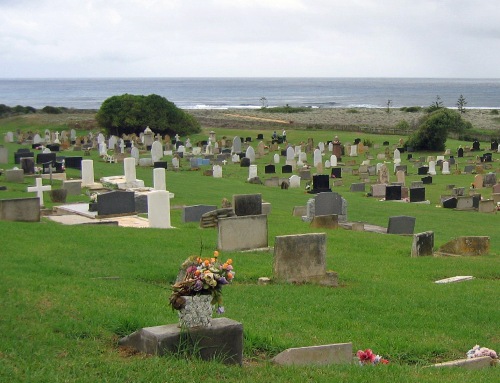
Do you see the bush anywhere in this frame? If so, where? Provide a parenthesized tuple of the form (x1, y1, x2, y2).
(406, 108, 472, 151)
(260, 105, 310, 114)
(41, 106, 62, 114)
(399, 106, 422, 113)
(490, 109, 499, 115)
(346, 109, 359, 114)
(96, 94, 201, 137)
(395, 120, 410, 130)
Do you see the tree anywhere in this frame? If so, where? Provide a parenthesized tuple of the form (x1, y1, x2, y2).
(96, 94, 200, 137)
(406, 108, 472, 151)
(456, 94, 467, 114)
(386, 99, 392, 114)
(427, 95, 444, 113)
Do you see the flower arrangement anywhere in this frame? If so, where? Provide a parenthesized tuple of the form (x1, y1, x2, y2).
(357, 349, 389, 366)
(466, 345, 498, 359)
(169, 251, 234, 314)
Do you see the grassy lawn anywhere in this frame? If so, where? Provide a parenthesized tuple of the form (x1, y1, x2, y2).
(0, 116, 499, 382)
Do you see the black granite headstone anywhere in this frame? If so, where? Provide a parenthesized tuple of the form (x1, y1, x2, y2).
(308, 175, 331, 194)
(385, 185, 402, 201)
(421, 176, 432, 184)
(233, 194, 262, 216)
(410, 187, 425, 203)
(472, 140, 480, 151)
(36, 152, 56, 165)
(264, 164, 276, 174)
(457, 147, 464, 157)
(442, 197, 457, 209)
(330, 167, 342, 179)
(491, 140, 499, 151)
(154, 161, 168, 169)
(97, 191, 136, 216)
(472, 194, 481, 209)
(257, 134, 264, 140)
(281, 165, 292, 174)
(14, 150, 34, 164)
(417, 166, 429, 175)
(240, 158, 251, 167)
(20, 157, 35, 175)
(64, 156, 83, 170)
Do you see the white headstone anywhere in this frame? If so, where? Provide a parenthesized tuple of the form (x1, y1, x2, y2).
(151, 141, 163, 163)
(289, 175, 301, 188)
(131, 147, 140, 165)
(324, 160, 331, 168)
(70, 129, 76, 141)
(33, 134, 43, 145)
(286, 146, 295, 161)
(313, 149, 322, 166)
(148, 190, 171, 228)
(248, 164, 258, 180)
(185, 138, 192, 149)
(246, 146, 255, 163)
(232, 137, 242, 153)
(177, 145, 185, 154)
(44, 130, 51, 143)
(43, 147, 51, 154)
(53, 131, 60, 144)
(172, 157, 180, 169)
(27, 178, 51, 207)
(124, 157, 136, 183)
(108, 136, 117, 151)
(376, 162, 383, 174)
(274, 154, 280, 164)
(442, 161, 450, 175)
(232, 154, 240, 163)
(396, 170, 405, 185)
(192, 147, 201, 155)
(428, 161, 437, 175)
(97, 133, 105, 145)
(318, 142, 325, 153)
(81, 159, 95, 187)
(393, 149, 401, 161)
(436, 155, 445, 162)
(330, 155, 337, 167)
(119, 139, 125, 154)
(299, 152, 307, 163)
(294, 146, 301, 157)
(349, 145, 358, 157)
(328, 142, 333, 152)
(99, 143, 107, 156)
(213, 165, 222, 178)
(5, 132, 14, 143)
(153, 168, 166, 190)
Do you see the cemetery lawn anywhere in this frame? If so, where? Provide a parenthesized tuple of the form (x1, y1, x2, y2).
(1, 117, 499, 382)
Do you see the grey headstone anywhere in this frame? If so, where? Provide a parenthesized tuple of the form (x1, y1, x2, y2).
(0, 197, 40, 222)
(349, 183, 365, 192)
(62, 180, 82, 195)
(0, 147, 8, 164)
(182, 205, 217, 223)
(387, 216, 416, 235)
(272, 343, 352, 366)
(233, 194, 262, 216)
(217, 215, 268, 251)
(5, 169, 24, 183)
(456, 196, 474, 210)
(97, 191, 136, 216)
(411, 231, 434, 256)
(314, 192, 347, 222)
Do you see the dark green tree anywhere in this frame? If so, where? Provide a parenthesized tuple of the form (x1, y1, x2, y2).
(96, 94, 200, 136)
(406, 108, 472, 151)
(456, 94, 467, 114)
(427, 95, 444, 113)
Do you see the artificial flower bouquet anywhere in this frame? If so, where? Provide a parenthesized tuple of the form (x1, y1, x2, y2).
(357, 349, 389, 366)
(169, 251, 235, 314)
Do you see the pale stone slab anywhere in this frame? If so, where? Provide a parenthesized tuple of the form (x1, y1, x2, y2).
(272, 343, 353, 366)
(435, 276, 474, 284)
(433, 356, 495, 369)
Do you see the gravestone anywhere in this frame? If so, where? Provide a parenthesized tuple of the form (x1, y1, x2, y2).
(378, 164, 389, 184)
(148, 190, 172, 228)
(428, 161, 436, 175)
(265, 164, 276, 174)
(396, 170, 405, 185)
(299, 169, 311, 181)
(64, 157, 82, 170)
(245, 146, 255, 163)
(437, 236, 490, 256)
(315, 192, 347, 222)
(350, 183, 365, 192)
(472, 140, 480, 151)
(330, 167, 342, 179)
(212, 165, 222, 178)
(6, 169, 24, 183)
(281, 165, 292, 174)
(0, 147, 8, 164)
(387, 216, 416, 235)
(463, 165, 474, 174)
(62, 180, 82, 195)
(456, 196, 474, 210)
(411, 181, 423, 188)
(385, 185, 402, 201)
(27, 178, 51, 207)
(313, 149, 322, 166)
(411, 231, 434, 257)
(417, 166, 429, 175)
(36, 152, 56, 165)
(97, 191, 136, 217)
(232, 137, 242, 153)
(370, 184, 386, 198)
(410, 187, 426, 203)
(309, 175, 331, 194)
(0, 197, 40, 222)
(478, 199, 496, 213)
(218, 215, 268, 251)
(472, 174, 483, 189)
(49, 189, 67, 203)
(81, 159, 95, 187)
(442, 197, 458, 209)
(233, 194, 262, 216)
(310, 214, 338, 229)
(482, 173, 496, 187)
(247, 165, 258, 180)
(240, 157, 250, 167)
(421, 176, 432, 184)
(289, 175, 301, 188)
(151, 141, 163, 163)
(273, 233, 337, 286)
(457, 147, 464, 157)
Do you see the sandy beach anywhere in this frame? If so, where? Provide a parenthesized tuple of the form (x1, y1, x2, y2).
(189, 108, 500, 132)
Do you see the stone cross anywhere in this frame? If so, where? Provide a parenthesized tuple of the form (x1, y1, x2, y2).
(27, 178, 51, 207)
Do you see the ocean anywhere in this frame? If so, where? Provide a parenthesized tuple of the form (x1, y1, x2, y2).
(0, 78, 499, 110)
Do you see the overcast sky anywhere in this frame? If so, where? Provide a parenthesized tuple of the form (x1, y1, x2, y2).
(1, 0, 498, 78)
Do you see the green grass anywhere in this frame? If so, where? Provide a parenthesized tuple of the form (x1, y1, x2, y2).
(0, 120, 499, 382)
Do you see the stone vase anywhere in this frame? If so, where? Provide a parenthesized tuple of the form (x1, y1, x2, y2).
(178, 295, 213, 328)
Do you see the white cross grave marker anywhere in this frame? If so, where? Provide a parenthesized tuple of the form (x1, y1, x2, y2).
(27, 178, 51, 207)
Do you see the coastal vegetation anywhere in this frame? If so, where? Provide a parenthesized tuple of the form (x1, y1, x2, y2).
(95, 94, 201, 137)
(259, 105, 311, 114)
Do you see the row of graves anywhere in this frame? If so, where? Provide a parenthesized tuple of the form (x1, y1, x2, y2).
(2, 130, 497, 368)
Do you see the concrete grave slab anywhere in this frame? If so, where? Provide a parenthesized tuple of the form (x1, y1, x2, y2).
(272, 343, 353, 366)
